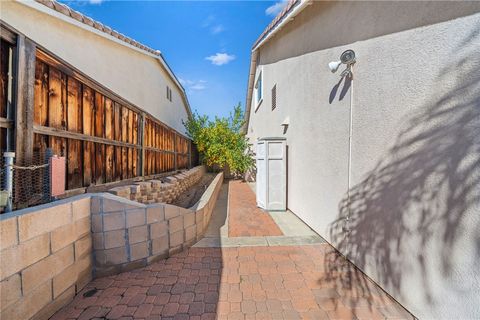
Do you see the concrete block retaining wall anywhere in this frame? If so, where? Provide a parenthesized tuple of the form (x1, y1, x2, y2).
(0, 167, 223, 320)
(0, 196, 93, 320)
(91, 171, 223, 277)
(108, 166, 206, 204)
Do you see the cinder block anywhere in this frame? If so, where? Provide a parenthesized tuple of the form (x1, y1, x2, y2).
(74, 235, 92, 260)
(185, 225, 197, 243)
(18, 203, 72, 242)
(91, 214, 103, 232)
(126, 208, 146, 228)
(0, 273, 22, 310)
(128, 225, 148, 244)
(151, 235, 169, 255)
(0, 217, 18, 251)
(75, 216, 91, 238)
(90, 197, 102, 214)
(92, 233, 104, 250)
(104, 229, 126, 249)
(149, 221, 168, 239)
(168, 215, 184, 234)
(169, 230, 184, 248)
(32, 284, 75, 320)
(130, 242, 149, 261)
(184, 212, 196, 228)
(52, 263, 77, 299)
(195, 209, 204, 224)
(21, 245, 74, 294)
(196, 220, 204, 237)
(51, 223, 76, 252)
(164, 204, 180, 220)
(0, 280, 52, 320)
(104, 247, 128, 265)
(103, 198, 130, 213)
(75, 254, 93, 293)
(108, 186, 131, 197)
(150, 180, 163, 190)
(72, 197, 91, 220)
(146, 205, 164, 224)
(103, 211, 125, 231)
(1, 233, 50, 281)
(129, 184, 141, 194)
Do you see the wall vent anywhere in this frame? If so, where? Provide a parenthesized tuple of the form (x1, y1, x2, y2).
(271, 84, 277, 110)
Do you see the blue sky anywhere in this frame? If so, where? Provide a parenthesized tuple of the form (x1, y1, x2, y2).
(62, 0, 287, 119)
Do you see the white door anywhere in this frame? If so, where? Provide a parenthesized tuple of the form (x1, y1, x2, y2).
(256, 138, 286, 211)
(267, 141, 286, 210)
(256, 141, 266, 208)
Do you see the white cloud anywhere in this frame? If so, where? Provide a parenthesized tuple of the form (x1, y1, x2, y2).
(211, 24, 225, 35)
(88, 0, 104, 4)
(205, 53, 235, 66)
(179, 78, 207, 91)
(265, 0, 288, 16)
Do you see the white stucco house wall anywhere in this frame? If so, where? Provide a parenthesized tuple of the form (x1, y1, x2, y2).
(245, 1, 480, 319)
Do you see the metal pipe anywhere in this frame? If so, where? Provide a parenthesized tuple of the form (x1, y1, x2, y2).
(4, 152, 15, 212)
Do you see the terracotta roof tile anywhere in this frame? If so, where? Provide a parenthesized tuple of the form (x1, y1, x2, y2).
(34, 0, 161, 56)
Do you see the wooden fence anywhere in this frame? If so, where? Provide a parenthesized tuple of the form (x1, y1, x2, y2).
(1, 26, 193, 196)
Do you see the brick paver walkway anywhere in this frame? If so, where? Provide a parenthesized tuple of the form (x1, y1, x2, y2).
(228, 181, 283, 237)
(52, 181, 413, 319)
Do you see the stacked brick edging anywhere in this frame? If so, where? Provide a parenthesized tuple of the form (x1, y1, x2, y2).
(108, 166, 206, 205)
(91, 171, 224, 277)
(0, 195, 93, 320)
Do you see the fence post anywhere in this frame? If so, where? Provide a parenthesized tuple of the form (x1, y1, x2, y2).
(174, 132, 177, 172)
(44, 148, 53, 202)
(4, 152, 15, 212)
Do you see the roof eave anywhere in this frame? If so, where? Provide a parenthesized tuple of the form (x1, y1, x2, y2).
(244, 0, 311, 134)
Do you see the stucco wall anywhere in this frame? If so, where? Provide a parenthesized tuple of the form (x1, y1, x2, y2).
(1, 1, 189, 133)
(247, 2, 480, 319)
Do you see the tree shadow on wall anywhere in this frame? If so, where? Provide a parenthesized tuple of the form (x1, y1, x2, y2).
(324, 30, 480, 313)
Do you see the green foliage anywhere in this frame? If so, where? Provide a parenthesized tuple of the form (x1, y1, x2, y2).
(183, 103, 254, 176)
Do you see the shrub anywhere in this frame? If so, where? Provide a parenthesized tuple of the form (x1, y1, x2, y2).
(183, 103, 254, 177)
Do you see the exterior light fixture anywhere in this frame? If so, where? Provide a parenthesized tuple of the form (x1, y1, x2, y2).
(328, 49, 356, 77)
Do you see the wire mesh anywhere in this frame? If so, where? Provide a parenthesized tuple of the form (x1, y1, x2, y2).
(0, 150, 51, 213)
(0, 155, 5, 213)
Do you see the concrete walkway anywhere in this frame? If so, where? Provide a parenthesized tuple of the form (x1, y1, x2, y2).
(52, 180, 414, 320)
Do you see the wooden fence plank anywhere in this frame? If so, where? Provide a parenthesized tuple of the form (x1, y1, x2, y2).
(67, 76, 82, 132)
(82, 85, 94, 135)
(67, 139, 83, 189)
(83, 141, 94, 186)
(106, 145, 114, 182)
(105, 97, 113, 140)
(34, 60, 48, 126)
(121, 105, 128, 142)
(95, 143, 105, 184)
(114, 102, 121, 141)
(95, 91, 104, 138)
(115, 146, 122, 181)
(48, 67, 66, 130)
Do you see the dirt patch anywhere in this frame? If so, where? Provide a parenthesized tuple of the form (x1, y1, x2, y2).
(171, 173, 215, 208)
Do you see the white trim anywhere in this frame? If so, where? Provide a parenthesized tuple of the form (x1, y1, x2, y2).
(254, 67, 264, 111)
